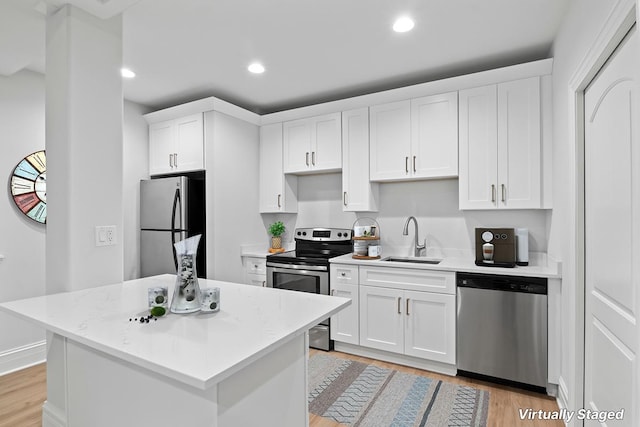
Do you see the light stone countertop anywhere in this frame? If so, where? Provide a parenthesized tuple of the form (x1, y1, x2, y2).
(330, 253, 561, 279)
(0, 274, 350, 390)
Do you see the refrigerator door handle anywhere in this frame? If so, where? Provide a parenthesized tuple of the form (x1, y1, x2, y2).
(171, 188, 181, 270)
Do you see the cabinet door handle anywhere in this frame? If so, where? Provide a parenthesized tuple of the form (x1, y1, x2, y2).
(343, 191, 348, 206)
(413, 156, 417, 173)
(501, 184, 506, 203)
(262, 281, 266, 287)
(397, 297, 402, 314)
(491, 184, 496, 203)
(277, 194, 281, 208)
(331, 289, 335, 296)
(169, 154, 174, 168)
(174, 153, 178, 167)
(306, 152, 310, 166)
(406, 298, 410, 316)
(341, 272, 346, 277)
(405, 157, 409, 174)
(312, 151, 316, 166)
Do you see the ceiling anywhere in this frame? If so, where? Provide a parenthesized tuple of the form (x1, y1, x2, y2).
(1, 0, 572, 114)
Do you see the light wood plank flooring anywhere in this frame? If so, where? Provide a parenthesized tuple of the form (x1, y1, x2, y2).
(0, 352, 561, 427)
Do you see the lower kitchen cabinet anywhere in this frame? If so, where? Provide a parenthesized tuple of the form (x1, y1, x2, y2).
(242, 256, 266, 287)
(359, 285, 456, 364)
(330, 265, 359, 345)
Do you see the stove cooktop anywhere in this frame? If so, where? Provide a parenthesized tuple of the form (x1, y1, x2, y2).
(266, 227, 352, 267)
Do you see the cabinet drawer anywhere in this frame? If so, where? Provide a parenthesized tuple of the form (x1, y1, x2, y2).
(331, 264, 359, 286)
(244, 257, 266, 275)
(246, 273, 267, 287)
(360, 266, 455, 295)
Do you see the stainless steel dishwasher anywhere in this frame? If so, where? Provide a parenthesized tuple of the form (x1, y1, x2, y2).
(456, 272, 548, 392)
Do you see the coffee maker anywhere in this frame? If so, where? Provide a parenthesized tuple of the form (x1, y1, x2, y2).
(475, 228, 516, 268)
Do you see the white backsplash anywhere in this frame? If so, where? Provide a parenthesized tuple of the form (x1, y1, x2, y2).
(261, 173, 550, 257)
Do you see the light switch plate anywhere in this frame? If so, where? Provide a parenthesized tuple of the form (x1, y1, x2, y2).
(95, 225, 117, 246)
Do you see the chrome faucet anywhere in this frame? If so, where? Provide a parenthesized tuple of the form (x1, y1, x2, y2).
(403, 216, 426, 257)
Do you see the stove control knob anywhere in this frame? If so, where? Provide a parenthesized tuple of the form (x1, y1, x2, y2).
(302, 231, 307, 236)
(297, 231, 301, 236)
(337, 232, 342, 237)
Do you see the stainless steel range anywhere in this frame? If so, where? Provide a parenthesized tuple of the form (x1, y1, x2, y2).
(266, 227, 352, 351)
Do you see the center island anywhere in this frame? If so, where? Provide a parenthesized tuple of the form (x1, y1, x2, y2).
(0, 274, 350, 427)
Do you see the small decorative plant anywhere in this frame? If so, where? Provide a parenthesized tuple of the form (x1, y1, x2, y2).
(268, 221, 285, 250)
(269, 221, 285, 237)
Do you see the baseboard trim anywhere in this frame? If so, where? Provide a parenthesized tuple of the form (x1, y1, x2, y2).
(0, 340, 46, 376)
(334, 342, 457, 376)
(43, 401, 67, 427)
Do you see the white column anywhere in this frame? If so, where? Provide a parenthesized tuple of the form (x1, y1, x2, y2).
(45, 5, 123, 293)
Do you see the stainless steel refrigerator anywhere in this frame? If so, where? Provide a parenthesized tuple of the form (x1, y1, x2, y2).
(140, 174, 206, 278)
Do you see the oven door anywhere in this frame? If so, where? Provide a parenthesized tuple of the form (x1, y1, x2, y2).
(266, 263, 328, 295)
(266, 263, 332, 351)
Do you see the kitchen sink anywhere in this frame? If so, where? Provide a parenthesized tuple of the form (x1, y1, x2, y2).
(381, 256, 442, 265)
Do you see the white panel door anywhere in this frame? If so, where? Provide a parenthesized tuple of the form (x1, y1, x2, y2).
(359, 285, 403, 353)
(497, 77, 541, 208)
(330, 282, 360, 345)
(404, 291, 456, 363)
(369, 100, 411, 181)
(584, 27, 638, 426)
(174, 113, 204, 172)
(459, 85, 498, 209)
(149, 119, 175, 175)
(312, 113, 342, 171)
(411, 92, 459, 179)
(283, 118, 311, 173)
(342, 107, 378, 212)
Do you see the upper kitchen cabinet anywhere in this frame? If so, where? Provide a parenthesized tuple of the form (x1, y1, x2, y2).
(259, 123, 298, 213)
(149, 113, 204, 175)
(342, 108, 379, 212)
(283, 113, 342, 174)
(459, 76, 544, 209)
(369, 92, 458, 181)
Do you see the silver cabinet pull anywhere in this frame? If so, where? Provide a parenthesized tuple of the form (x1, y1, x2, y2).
(491, 184, 496, 203)
(343, 191, 348, 206)
(277, 194, 281, 208)
(341, 272, 346, 277)
(413, 156, 417, 173)
(305, 152, 310, 166)
(397, 297, 402, 314)
(331, 289, 335, 296)
(174, 152, 178, 167)
(501, 184, 506, 203)
(406, 298, 410, 316)
(169, 154, 174, 168)
(312, 151, 316, 166)
(262, 281, 266, 287)
(405, 157, 409, 174)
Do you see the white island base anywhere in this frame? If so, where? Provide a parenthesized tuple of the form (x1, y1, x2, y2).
(43, 332, 309, 427)
(0, 275, 349, 427)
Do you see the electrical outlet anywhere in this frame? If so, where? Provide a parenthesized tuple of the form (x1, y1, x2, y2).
(95, 225, 117, 247)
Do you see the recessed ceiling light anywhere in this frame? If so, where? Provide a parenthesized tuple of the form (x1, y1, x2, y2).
(121, 68, 136, 78)
(393, 16, 415, 33)
(248, 63, 265, 74)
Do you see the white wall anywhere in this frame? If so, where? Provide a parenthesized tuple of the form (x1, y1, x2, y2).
(264, 173, 548, 258)
(123, 100, 151, 280)
(549, 0, 626, 417)
(0, 70, 46, 372)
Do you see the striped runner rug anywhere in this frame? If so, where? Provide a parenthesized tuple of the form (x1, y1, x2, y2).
(308, 353, 489, 427)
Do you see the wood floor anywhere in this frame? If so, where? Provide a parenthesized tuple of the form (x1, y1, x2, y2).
(0, 353, 561, 427)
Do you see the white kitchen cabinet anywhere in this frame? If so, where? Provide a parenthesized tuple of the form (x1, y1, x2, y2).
(149, 113, 204, 175)
(259, 123, 298, 213)
(242, 256, 266, 287)
(341, 108, 378, 212)
(369, 100, 411, 180)
(283, 113, 342, 174)
(358, 267, 456, 364)
(459, 76, 542, 209)
(330, 264, 360, 345)
(369, 92, 458, 181)
(411, 92, 458, 178)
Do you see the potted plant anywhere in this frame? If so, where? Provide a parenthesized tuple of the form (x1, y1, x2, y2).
(268, 221, 285, 250)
